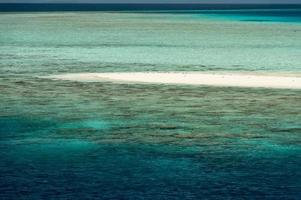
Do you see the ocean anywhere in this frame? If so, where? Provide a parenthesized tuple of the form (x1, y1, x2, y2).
(0, 5, 301, 199)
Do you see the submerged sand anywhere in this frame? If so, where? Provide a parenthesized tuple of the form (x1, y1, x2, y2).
(43, 72, 301, 89)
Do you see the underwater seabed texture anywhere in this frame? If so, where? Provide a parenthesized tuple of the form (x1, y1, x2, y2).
(0, 11, 301, 199)
(1, 12, 301, 74)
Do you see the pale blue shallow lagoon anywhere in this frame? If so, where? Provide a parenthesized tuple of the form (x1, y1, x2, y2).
(0, 10, 301, 199)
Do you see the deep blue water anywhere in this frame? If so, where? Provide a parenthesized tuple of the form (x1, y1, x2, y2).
(1, 4, 301, 23)
(1, 116, 301, 199)
(0, 3, 301, 12)
(2, 137, 300, 199)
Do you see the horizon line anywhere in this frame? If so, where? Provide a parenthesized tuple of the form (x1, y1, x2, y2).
(1, 3, 301, 4)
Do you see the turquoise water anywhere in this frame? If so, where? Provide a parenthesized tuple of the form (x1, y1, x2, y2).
(198, 9, 301, 23)
(1, 11, 301, 199)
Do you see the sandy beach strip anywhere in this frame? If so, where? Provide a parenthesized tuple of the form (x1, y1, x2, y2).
(43, 72, 301, 89)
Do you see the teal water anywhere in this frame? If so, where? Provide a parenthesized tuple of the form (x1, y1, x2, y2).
(198, 9, 301, 23)
(1, 11, 301, 199)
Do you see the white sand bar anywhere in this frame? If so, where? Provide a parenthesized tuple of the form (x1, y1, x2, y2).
(44, 72, 301, 89)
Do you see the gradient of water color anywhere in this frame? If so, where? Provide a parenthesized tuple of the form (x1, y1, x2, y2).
(0, 9, 301, 199)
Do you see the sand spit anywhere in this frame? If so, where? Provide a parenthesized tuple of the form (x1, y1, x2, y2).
(42, 72, 301, 89)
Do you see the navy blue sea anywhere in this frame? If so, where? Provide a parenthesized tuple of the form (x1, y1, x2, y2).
(1, 5, 301, 199)
(1, 4, 301, 23)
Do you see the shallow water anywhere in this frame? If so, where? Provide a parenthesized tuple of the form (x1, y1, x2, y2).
(0, 11, 301, 199)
